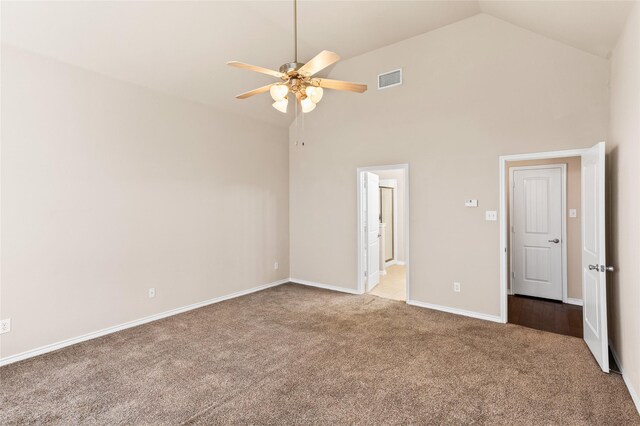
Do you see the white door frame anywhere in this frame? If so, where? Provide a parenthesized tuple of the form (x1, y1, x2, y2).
(499, 148, 589, 323)
(509, 164, 568, 302)
(357, 164, 410, 299)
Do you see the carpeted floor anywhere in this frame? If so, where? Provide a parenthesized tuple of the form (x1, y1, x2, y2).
(1, 283, 638, 425)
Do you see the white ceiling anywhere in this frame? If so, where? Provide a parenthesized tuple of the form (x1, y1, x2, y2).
(2, 1, 634, 127)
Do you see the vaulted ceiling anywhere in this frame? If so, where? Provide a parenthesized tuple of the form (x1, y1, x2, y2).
(2, 1, 634, 127)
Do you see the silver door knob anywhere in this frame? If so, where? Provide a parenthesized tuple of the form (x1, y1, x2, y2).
(589, 264, 599, 271)
(603, 265, 615, 272)
(548, 238, 560, 244)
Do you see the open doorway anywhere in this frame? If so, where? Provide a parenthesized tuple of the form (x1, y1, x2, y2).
(357, 164, 409, 302)
(499, 143, 612, 373)
(506, 158, 582, 338)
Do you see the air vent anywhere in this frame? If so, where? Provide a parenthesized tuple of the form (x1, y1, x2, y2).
(378, 69, 402, 90)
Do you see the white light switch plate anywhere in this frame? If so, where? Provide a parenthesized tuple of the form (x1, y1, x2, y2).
(485, 211, 497, 221)
(569, 209, 577, 218)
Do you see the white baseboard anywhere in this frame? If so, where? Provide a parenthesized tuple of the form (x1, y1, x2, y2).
(396, 261, 406, 266)
(0, 278, 289, 367)
(407, 299, 504, 323)
(289, 278, 361, 295)
(609, 341, 640, 414)
(380, 270, 387, 276)
(565, 298, 583, 306)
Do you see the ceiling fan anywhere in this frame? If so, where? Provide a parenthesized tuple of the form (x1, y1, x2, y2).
(227, 0, 367, 114)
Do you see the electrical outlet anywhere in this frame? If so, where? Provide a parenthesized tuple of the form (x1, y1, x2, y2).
(0, 318, 11, 334)
(453, 282, 461, 293)
(485, 210, 497, 221)
(148, 288, 156, 298)
(274, 262, 279, 270)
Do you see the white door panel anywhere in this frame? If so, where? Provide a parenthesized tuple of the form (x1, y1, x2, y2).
(366, 172, 380, 291)
(581, 142, 608, 372)
(512, 167, 563, 300)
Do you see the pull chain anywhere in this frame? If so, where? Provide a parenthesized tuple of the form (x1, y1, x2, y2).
(295, 99, 299, 146)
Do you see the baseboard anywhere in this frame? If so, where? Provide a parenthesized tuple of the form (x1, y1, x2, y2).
(565, 298, 583, 306)
(380, 270, 387, 276)
(289, 278, 361, 295)
(407, 300, 504, 323)
(0, 278, 289, 367)
(396, 261, 406, 266)
(609, 341, 640, 414)
(507, 289, 514, 295)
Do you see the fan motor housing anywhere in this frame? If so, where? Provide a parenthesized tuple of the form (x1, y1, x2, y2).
(279, 62, 305, 76)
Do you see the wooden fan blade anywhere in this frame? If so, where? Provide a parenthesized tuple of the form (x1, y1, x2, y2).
(298, 51, 340, 77)
(316, 78, 367, 93)
(236, 84, 274, 99)
(227, 61, 284, 79)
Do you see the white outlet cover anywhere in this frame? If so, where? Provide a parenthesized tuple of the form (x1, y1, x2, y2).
(569, 209, 577, 218)
(274, 262, 279, 270)
(485, 210, 497, 221)
(0, 318, 11, 334)
(453, 282, 461, 292)
(148, 288, 156, 298)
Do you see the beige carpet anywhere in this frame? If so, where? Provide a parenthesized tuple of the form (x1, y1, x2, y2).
(1, 283, 638, 425)
(369, 265, 406, 301)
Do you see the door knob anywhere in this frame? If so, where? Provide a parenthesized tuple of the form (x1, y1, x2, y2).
(603, 265, 615, 272)
(589, 264, 599, 271)
(548, 238, 560, 244)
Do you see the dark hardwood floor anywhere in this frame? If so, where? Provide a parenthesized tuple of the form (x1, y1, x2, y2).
(508, 295, 583, 338)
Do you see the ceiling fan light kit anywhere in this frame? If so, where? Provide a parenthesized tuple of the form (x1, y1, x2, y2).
(227, 0, 367, 115)
(272, 98, 289, 113)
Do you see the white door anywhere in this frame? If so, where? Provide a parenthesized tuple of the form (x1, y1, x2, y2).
(366, 172, 380, 291)
(511, 166, 564, 301)
(582, 142, 609, 372)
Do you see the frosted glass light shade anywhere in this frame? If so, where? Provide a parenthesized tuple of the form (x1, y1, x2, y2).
(272, 98, 288, 113)
(305, 86, 323, 103)
(270, 84, 289, 101)
(301, 97, 316, 113)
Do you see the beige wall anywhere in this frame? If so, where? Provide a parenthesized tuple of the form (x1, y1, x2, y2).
(289, 14, 609, 316)
(607, 2, 640, 407)
(0, 45, 289, 359)
(375, 169, 405, 263)
(506, 157, 582, 300)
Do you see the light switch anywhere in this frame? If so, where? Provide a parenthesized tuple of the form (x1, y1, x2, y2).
(569, 209, 577, 218)
(485, 211, 497, 221)
(465, 199, 478, 208)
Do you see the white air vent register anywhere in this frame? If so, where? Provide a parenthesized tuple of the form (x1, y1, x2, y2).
(378, 69, 402, 89)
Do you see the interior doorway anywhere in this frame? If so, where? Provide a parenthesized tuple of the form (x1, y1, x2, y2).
(499, 143, 612, 373)
(507, 161, 584, 338)
(357, 164, 409, 302)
